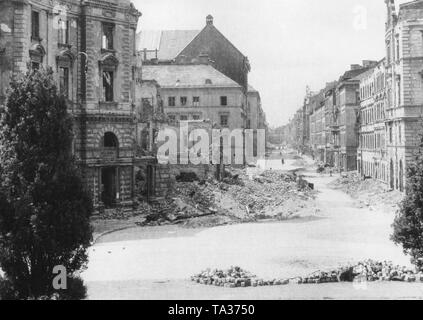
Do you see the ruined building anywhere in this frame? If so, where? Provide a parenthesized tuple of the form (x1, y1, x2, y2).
(0, 0, 150, 209)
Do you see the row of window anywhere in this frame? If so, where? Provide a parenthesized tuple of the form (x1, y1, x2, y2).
(34, 62, 113, 101)
(31, 9, 115, 51)
(361, 102, 385, 125)
(167, 96, 228, 107)
(168, 114, 201, 121)
(168, 114, 230, 127)
(360, 161, 388, 183)
(359, 158, 405, 191)
(360, 72, 385, 101)
(30, 7, 131, 104)
(360, 132, 385, 150)
(32, 10, 70, 44)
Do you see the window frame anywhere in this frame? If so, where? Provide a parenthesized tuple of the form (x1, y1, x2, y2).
(59, 66, 70, 98)
(180, 96, 188, 106)
(220, 114, 229, 127)
(168, 97, 176, 107)
(220, 96, 228, 106)
(103, 70, 114, 102)
(102, 22, 115, 51)
(58, 18, 69, 45)
(31, 10, 40, 40)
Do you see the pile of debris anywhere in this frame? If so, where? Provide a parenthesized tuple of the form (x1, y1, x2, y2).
(175, 182, 217, 213)
(191, 267, 258, 288)
(350, 260, 421, 283)
(191, 267, 299, 288)
(192, 260, 423, 288)
(133, 168, 317, 228)
(329, 172, 403, 212)
(217, 170, 316, 220)
(302, 260, 422, 284)
(135, 181, 223, 227)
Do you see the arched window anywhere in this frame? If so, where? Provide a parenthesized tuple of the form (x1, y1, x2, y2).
(104, 132, 118, 148)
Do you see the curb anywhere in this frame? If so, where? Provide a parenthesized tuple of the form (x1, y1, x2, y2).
(92, 225, 140, 245)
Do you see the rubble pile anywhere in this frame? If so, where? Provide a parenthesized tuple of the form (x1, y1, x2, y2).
(219, 170, 315, 219)
(175, 182, 217, 213)
(193, 260, 423, 288)
(349, 260, 422, 283)
(135, 181, 222, 227)
(133, 168, 317, 228)
(302, 260, 423, 284)
(329, 172, 403, 212)
(191, 267, 260, 288)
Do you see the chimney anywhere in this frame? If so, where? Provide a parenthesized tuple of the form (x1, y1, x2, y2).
(350, 64, 362, 71)
(206, 14, 214, 26)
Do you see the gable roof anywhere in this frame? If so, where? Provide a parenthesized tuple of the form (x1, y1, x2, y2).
(136, 16, 248, 63)
(141, 64, 242, 88)
(136, 30, 200, 61)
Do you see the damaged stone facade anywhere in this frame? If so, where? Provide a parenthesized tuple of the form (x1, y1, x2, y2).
(0, 0, 143, 209)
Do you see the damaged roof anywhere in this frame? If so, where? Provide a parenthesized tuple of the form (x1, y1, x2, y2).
(136, 30, 200, 61)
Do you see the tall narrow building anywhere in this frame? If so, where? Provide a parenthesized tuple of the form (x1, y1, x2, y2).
(385, 0, 423, 191)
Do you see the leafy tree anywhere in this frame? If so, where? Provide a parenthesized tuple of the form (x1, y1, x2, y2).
(0, 68, 93, 299)
(392, 131, 423, 270)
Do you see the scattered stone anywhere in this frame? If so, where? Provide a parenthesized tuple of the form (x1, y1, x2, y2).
(193, 260, 420, 289)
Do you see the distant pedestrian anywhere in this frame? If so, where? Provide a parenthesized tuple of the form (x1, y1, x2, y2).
(281, 157, 285, 165)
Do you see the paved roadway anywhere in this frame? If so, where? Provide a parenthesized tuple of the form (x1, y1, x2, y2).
(83, 153, 422, 300)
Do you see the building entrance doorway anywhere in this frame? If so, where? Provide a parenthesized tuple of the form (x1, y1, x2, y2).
(102, 167, 117, 207)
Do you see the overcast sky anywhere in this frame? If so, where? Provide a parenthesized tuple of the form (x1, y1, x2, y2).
(132, 0, 409, 128)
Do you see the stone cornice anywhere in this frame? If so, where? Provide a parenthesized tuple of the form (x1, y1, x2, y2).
(82, 0, 141, 18)
(27, 0, 81, 15)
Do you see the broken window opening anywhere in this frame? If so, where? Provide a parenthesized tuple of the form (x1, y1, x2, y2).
(103, 71, 114, 102)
